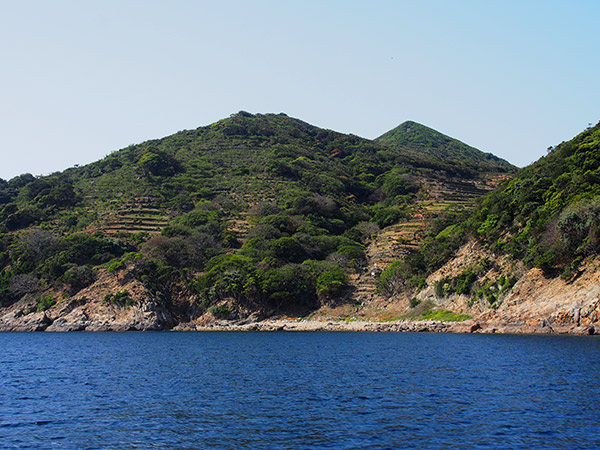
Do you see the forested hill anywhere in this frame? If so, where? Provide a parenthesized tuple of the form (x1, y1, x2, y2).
(376, 121, 514, 176)
(0, 112, 514, 323)
(387, 120, 600, 292)
(0, 112, 515, 236)
(470, 121, 600, 276)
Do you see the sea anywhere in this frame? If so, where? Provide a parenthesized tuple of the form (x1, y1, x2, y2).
(1, 332, 599, 449)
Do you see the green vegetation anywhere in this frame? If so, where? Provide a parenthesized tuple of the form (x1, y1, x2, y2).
(376, 121, 514, 178)
(421, 309, 472, 322)
(378, 261, 411, 295)
(383, 121, 600, 294)
(433, 259, 493, 297)
(435, 268, 517, 308)
(208, 304, 230, 318)
(104, 290, 135, 307)
(472, 123, 599, 273)
(469, 124, 600, 275)
(0, 112, 514, 315)
(400, 300, 471, 322)
(377, 260, 427, 296)
(36, 293, 57, 312)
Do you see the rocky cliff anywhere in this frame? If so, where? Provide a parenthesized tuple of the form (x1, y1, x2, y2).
(412, 241, 600, 334)
(0, 270, 176, 331)
(1, 240, 597, 334)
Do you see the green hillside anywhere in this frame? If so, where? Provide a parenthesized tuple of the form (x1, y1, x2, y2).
(377, 121, 514, 176)
(383, 121, 600, 296)
(0, 112, 514, 316)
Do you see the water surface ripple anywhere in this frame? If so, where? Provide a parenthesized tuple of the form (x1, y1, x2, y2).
(1, 332, 599, 449)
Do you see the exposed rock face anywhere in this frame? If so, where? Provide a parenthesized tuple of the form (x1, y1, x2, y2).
(489, 262, 600, 333)
(412, 240, 600, 334)
(1, 244, 598, 334)
(1, 310, 52, 332)
(0, 270, 176, 332)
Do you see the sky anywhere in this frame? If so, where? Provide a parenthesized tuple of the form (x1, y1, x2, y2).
(1, 0, 598, 179)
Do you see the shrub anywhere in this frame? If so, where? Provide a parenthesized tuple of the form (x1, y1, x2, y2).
(36, 293, 57, 312)
(41, 233, 129, 279)
(344, 221, 379, 243)
(248, 202, 282, 218)
(434, 278, 450, 297)
(371, 205, 407, 228)
(198, 254, 259, 302)
(560, 256, 583, 281)
(316, 264, 348, 296)
(138, 150, 181, 176)
(104, 290, 135, 307)
(8, 273, 39, 300)
(378, 261, 410, 296)
(473, 282, 498, 306)
(260, 264, 315, 306)
(382, 171, 420, 198)
(208, 304, 230, 318)
(336, 245, 365, 260)
(60, 265, 96, 294)
(454, 268, 477, 295)
(0, 270, 12, 306)
(107, 259, 124, 272)
(270, 236, 307, 263)
(293, 195, 337, 218)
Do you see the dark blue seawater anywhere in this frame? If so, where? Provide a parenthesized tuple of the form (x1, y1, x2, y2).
(1, 332, 600, 449)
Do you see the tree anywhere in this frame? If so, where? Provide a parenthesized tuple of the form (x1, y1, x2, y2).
(138, 150, 181, 176)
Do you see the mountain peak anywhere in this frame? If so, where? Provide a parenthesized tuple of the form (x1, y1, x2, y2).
(377, 120, 472, 150)
(376, 121, 515, 172)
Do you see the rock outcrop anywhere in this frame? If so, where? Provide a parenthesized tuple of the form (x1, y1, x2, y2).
(1, 242, 598, 334)
(0, 270, 176, 332)
(408, 240, 600, 334)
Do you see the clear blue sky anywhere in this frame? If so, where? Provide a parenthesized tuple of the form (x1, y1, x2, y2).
(1, 0, 598, 179)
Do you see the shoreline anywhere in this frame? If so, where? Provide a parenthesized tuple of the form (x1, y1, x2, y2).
(1, 306, 597, 335)
(172, 318, 599, 335)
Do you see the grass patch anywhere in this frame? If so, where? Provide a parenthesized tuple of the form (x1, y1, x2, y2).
(421, 309, 472, 322)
